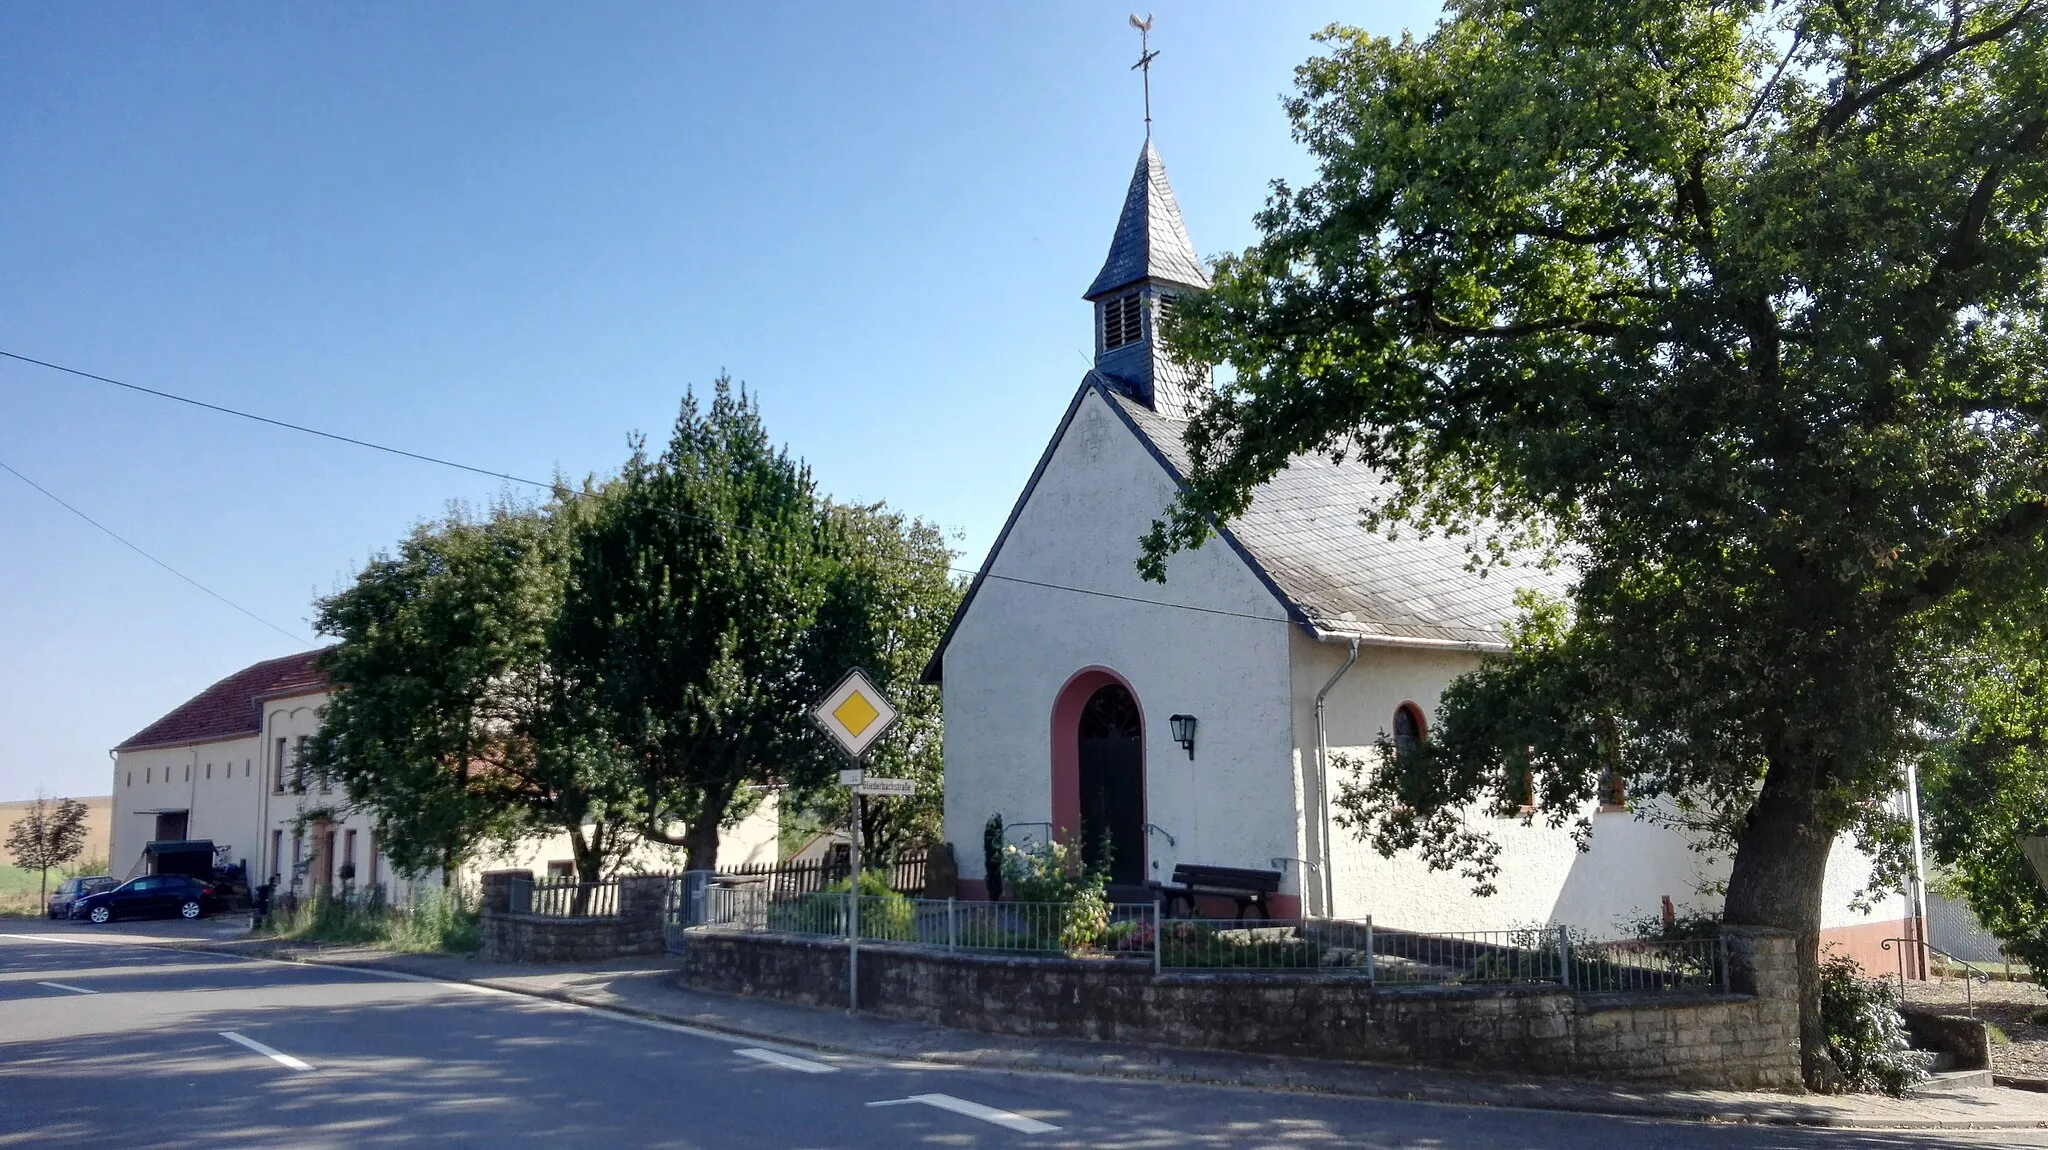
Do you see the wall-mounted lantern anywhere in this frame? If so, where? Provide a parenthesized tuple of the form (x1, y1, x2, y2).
(1168, 714, 1197, 760)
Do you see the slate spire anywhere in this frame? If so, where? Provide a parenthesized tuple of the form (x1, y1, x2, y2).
(1086, 141, 1210, 414)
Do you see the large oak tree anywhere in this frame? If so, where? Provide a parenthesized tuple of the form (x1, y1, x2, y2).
(1150, 0, 2047, 1086)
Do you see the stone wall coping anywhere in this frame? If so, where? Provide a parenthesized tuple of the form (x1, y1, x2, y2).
(1577, 991, 1753, 1012)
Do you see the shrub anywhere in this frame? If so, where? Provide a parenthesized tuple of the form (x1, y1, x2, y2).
(781, 871, 919, 941)
(1818, 952, 1932, 1096)
(981, 814, 1005, 903)
(270, 884, 478, 953)
(385, 886, 480, 953)
(1000, 837, 1109, 950)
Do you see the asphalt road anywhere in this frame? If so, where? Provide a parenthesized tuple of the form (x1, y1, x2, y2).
(0, 921, 2041, 1149)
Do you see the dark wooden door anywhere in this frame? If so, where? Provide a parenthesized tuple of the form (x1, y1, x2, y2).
(1077, 684, 1144, 885)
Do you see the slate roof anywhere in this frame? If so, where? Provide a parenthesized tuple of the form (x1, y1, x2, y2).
(115, 650, 329, 751)
(1103, 388, 1573, 648)
(1084, 141, 1211, 300)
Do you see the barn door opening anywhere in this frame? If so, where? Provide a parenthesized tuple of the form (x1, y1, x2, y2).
(1077, 683, 1145, 886)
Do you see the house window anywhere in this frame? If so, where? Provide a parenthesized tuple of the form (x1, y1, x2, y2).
(271, 830, 283, 884)
(146, 768, 152, 784)
(126, 772, 132, 787)
(274, 737, 288, 794)
(245, 758, 252, 778)
(1392, 704, 1426, 761)
(312, 736, 328, 794)
(205, 763, 212, 780)
(183, 764, 190, 782)
(1101, 290, 1144, 350)
(292, 736, 307, 794)
(342, 829, 356, 879)
(547, 860, 575, 880)
(368, 833, 380, 887)
(291, 831, 303, 871)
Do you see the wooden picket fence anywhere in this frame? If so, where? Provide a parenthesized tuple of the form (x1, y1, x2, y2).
(714, 845, 931, 897)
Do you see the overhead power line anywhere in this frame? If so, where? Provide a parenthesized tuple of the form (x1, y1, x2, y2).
(0, 456, 310, 644)
(0, 350, 553, 491)
(0, 349, 1397, 633)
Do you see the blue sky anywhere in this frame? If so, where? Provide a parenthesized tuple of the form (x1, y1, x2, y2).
(0, 2, 1440, 801)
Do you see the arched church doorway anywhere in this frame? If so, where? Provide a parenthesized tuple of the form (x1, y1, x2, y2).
(1077, 682, 1145, 885)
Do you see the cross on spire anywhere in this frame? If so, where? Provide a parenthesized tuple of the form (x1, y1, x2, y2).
(1129, 13, 1157, 139)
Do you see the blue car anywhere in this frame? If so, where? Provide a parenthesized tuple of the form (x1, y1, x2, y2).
(71, 875, 216, 924)
(46, 875, 117, 919)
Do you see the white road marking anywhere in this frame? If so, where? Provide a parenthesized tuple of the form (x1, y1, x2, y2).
(735, 1047, 837, 1074)
(35, 981, 97, 995)
(219, 1031, 314, 1072)
(866, 1093, 1060, 1134)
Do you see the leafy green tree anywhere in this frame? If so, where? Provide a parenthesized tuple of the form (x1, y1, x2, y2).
(306, 497, 637, 883)
(557, 377, 840, 870)
(796, 502, 962, 862)
(4, 792, 90, 908)
(1921, 619, 2048, 980)
(1150, 1, 2047, 1085)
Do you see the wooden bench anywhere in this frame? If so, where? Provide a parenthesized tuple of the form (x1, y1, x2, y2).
(1150, 864, 1283, 919)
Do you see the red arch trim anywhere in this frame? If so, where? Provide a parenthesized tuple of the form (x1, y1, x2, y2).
(1049, 666, 1142, 844)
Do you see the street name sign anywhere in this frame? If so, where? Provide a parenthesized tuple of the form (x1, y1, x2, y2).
(811, 668, 899, 762)
(852, 777, 915, 797)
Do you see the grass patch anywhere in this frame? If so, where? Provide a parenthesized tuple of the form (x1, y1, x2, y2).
(0, 859, 111, 916)
(268, 886, 479, 954)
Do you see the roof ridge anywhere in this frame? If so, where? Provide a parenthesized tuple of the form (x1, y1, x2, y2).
(114, 648, 330, 752)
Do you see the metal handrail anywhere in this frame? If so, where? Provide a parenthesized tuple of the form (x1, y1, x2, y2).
(1001, 822, 1055, 846)
(1142, 823, 1177, 849)
(1881, 936, 1992, 1017)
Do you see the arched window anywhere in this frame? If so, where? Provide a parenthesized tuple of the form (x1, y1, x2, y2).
(1392, 703, 1426, 760)
(1080, 684, 1142, 739)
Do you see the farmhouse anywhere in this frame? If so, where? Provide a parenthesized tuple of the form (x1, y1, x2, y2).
(109, 651, 779, 894)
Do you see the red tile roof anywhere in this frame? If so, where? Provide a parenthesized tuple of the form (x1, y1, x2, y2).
(115, 650, 330, 752)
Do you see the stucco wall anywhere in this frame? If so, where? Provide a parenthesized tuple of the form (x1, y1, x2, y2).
(485, 794, 782, 876)
(1292, 634, 1912, 944)
(941, 387, 1301, 893)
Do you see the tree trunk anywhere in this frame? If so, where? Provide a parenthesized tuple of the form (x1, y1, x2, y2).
(1722, 757, 1837, 1091)
(570, 823, 608, 885)
(682, 793, 731, 873)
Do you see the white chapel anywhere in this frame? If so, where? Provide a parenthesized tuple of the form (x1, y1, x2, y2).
(925, 137, 1905, 965)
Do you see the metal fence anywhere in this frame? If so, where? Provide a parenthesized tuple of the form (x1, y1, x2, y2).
(672, 876, 1724, 994)
(514, 876, 620, 918)
(692, 885, 1150, 954)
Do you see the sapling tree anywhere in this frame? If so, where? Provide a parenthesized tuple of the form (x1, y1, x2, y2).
(5, 792, 90, 908)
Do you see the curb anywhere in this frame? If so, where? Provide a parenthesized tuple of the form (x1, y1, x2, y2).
(154, 937, 2048, 1132)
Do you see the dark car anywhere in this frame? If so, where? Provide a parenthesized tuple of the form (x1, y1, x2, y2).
(71, 875, 216, 924)
(46, 875, 118, 919)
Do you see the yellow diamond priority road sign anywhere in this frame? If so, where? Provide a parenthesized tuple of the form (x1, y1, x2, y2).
(812, 668, 899, 762)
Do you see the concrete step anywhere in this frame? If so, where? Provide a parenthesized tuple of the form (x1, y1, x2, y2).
(1912, 1067, 1994, 1093)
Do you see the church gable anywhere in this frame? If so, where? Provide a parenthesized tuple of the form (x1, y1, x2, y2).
(925, 377, 1290, 683)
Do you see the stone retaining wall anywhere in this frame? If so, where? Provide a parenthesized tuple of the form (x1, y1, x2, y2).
(679, 924, 1801, 1090)
(479, 870, 667, 963)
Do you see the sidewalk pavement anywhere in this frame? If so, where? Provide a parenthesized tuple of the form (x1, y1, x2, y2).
(166, 935, 2048, 1131)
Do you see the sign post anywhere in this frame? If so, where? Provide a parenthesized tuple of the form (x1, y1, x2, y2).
(809, 668, 903, 1013)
